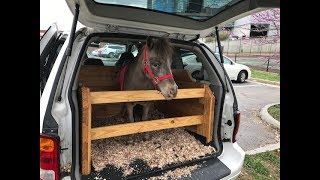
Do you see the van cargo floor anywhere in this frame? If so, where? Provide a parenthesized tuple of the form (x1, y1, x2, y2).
(83, 110, 216, 179)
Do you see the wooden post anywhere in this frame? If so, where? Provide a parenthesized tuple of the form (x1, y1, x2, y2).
(203, 85, 215, 143)
(90, 88, 205, 104)
(91, 115, 203, 140)
(81, 86, 91, 175)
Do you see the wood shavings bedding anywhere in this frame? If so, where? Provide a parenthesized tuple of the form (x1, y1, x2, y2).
(91, 110, 216, 177)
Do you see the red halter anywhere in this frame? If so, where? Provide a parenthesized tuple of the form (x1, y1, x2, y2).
(143, 46, 173, 89)
(119, 64, 128, 91)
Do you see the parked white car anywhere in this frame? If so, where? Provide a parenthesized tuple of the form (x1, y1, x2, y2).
(214, 53, 251, 83)
(91, 43, 126, 58)
(183, 52, 251, 83)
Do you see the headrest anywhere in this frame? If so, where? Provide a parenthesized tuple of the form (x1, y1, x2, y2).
(83, 58, 104, 66)
(115, 52, 134, 68)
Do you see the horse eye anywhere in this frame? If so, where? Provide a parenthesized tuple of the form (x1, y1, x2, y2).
(152, 63, 159, 68)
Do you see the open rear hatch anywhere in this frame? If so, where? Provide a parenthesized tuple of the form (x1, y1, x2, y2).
(66, 0, 279, 40)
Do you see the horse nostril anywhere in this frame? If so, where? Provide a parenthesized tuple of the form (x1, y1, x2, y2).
(169, 87, 177, 96)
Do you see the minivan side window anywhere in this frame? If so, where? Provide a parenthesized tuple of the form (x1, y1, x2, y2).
(181, 49, 208, 81)
(131, 45, 139, 57)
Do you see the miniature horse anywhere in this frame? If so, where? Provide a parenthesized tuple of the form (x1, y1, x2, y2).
(119, 37, 178, 122)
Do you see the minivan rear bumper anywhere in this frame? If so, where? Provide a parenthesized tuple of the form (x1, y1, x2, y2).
(189, 142, 245, 180)
(219, 142, 245, 180)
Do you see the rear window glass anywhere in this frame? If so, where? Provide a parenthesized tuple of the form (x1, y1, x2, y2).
(109, 46, 125, 50)
(180, 48, 209, 81)
(87, 42, 128, 66)
(94, 0, 239, 21)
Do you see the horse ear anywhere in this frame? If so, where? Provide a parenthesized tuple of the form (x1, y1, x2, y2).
(146, 36, 154, 49)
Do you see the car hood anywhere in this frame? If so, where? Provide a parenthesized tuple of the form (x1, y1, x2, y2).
(66, 0, 279, 40)
(235, 63, 250, 70)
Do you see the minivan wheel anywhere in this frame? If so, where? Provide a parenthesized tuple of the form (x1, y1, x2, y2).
(237, 70, 247, 83)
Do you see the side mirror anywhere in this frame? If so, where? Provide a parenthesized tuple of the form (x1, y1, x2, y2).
(183, 63, 188, 68)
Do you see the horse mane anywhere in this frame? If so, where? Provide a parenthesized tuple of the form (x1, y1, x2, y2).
(150, 37, 173, 60)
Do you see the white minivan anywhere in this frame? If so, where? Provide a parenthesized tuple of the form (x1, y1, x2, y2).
(40, 0, 279, 179)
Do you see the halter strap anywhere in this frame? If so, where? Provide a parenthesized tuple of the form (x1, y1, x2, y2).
(143, 46, 173, 89)
(119, 64, 128, 91)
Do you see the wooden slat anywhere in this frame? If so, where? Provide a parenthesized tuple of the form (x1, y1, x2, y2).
(92, 103, 123, 119)
(176, 82, 204, 89)
(91, 115, 203, 140)
(81, 86, 92, 175)
(85, 86, 119, 92)
(156, 99, 203, 118)
(172, 69, 195, 83)
(79, 66, 120, 90)
(90, 88, 205, 104)
(203, 85, 215, 143)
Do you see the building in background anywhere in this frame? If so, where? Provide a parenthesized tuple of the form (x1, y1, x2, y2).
(228, 16, 278, 38)
(226, 8, 280, 39)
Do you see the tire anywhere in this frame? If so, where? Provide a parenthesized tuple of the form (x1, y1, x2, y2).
(109, 52, 115, 58)
(237, 70, 247, 83)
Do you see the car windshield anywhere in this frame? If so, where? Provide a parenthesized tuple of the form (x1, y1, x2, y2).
(214, 53, 233, 64)
(94, 0, 240, 21)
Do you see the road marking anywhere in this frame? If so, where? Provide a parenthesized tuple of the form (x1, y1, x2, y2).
(233, 85, 263, 88)
(245, 142, 280, 155)
(247, 80, 280, 88)
(233, 81, 280, 88)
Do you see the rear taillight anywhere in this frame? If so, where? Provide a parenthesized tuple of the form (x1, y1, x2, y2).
(232, 111, 241, 143)
(40, 134, 60, 180)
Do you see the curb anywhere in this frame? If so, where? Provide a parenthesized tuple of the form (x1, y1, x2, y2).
(249, 78, 280, 86)
(247, 80, 280, 88)
(245, 142, 280, 155)
(260, 103, 280, 129)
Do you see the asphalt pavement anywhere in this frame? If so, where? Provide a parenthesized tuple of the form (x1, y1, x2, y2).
(233, 80, 280, 151)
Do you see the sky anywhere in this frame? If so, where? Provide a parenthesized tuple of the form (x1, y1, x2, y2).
(40, 0, 84, 31)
